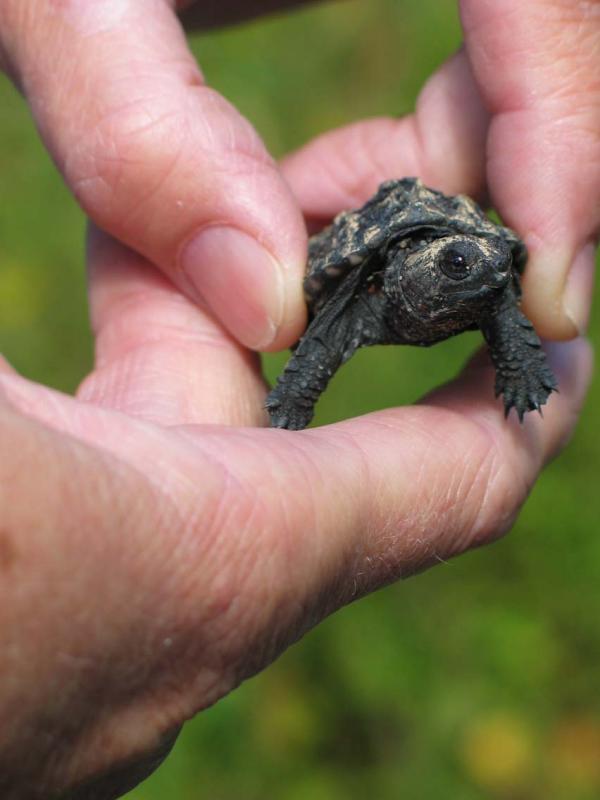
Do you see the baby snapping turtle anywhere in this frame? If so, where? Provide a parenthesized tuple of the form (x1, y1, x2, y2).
(266, 178, 557, 430)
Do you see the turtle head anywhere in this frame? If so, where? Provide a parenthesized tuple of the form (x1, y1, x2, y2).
(384, 232, 515, 342)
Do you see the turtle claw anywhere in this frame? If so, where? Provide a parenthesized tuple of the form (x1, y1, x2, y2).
(265, 391, 314, 431)
(498, 363, 558, 423)
(267, 410, 290, 430)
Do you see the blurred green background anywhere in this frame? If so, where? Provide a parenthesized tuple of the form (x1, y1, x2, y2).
(1, 1, 600, 798)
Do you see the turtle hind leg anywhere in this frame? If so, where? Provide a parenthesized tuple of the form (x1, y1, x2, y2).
(482, 291, 558, 422)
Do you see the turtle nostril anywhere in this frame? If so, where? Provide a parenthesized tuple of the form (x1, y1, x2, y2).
(494, 256, 511, 275)
(487, 255, 512, 288)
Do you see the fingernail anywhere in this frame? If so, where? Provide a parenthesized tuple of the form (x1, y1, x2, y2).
(181, 226, 284, 350)
(563, 242, 597, 336)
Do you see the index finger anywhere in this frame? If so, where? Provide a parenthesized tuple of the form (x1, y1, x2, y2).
(0, 0, 308, 351)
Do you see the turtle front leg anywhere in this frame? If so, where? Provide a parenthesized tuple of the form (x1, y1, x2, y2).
(265, 331, 347, 430)
(481, 284, 558, 421)
(266, 280, 388, 430)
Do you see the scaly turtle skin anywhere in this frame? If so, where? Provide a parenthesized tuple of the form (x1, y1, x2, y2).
(266, 178, 557, 430)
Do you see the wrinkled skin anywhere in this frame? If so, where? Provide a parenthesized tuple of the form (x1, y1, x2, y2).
(0, 229, 588, 799)
(0, 0, 596, 797)
(0, 0, 597, 350)
(267, 182, 558, 430)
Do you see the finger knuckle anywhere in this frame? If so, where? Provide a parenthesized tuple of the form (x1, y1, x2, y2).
(63, 84, 273, 239)
(64, 98, 188, 226)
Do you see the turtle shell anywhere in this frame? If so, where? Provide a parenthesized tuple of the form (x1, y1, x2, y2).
(304, 178, 525, 315)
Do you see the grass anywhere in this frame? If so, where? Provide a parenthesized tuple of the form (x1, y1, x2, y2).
(1, 1, 599, 797)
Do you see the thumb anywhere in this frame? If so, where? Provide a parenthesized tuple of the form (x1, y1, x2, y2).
(461, 0, 600, 340)
(0, 0, 307, 351)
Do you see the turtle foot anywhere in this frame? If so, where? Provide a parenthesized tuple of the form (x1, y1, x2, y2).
(265, 388, 315, 431)
(496, 355, 558, 422)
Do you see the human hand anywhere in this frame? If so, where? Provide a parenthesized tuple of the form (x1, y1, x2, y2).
(283, 0, 600, 340)
(0, 225, 591, 799)
(0, 3, 596, 796)
(0, 0, 310, 353)
(1, 0, 596, 355)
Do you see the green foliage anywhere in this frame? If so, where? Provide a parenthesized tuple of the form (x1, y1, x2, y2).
(1, 1, 599, 798)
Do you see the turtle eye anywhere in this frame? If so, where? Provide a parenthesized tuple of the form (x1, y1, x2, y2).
(438, 245, 474, 280)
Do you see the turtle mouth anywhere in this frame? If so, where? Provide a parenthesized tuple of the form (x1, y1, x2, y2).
(484, 262, 512, 289)
(445, 283, 505, 302)
(484, 278, 509, 290)
(395, 276, 505, 328)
